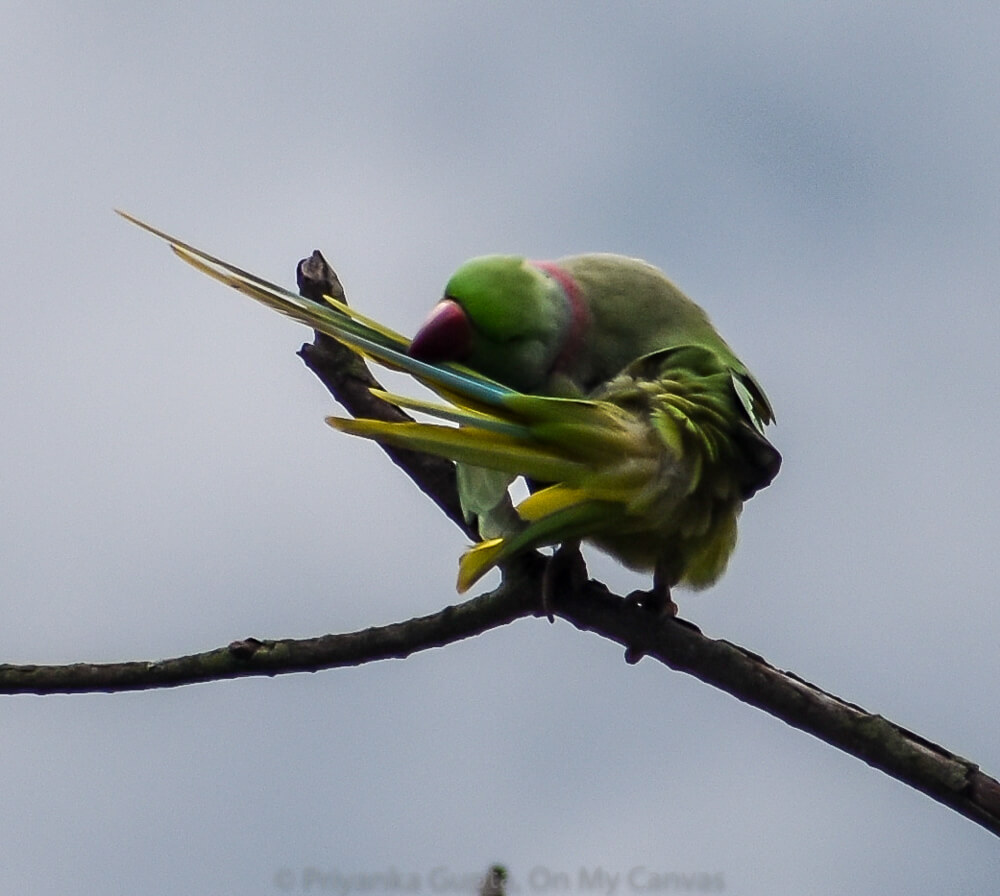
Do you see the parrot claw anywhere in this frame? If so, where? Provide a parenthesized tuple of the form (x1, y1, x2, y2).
(623, 587, 679, 619)
(541, 541, 587, 622)
(624, 559, 679, 617)
(623, 567, 678, 663)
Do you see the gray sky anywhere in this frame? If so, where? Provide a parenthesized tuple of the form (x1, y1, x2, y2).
(2, 3, 999, 893)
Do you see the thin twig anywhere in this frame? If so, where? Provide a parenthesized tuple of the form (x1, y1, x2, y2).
(0, 557, 542, 694)
(296, 251, 474, 537)
(2, 564, 997, 836)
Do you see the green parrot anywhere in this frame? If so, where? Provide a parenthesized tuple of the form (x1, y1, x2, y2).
(120, 213, 780, 607)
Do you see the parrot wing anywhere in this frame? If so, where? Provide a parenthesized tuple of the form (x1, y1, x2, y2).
(327, 343, 780, 593)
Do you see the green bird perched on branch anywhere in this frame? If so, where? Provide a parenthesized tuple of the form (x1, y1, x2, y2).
(120, 212, 780, 613)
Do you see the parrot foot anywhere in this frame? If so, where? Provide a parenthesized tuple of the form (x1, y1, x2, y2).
(623, 575, 678, 619)
(623, 568, 678, 664)
(623, 588, 678, 619)
(541, 541, 587, 622)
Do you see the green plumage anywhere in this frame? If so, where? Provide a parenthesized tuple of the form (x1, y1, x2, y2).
(120, 213, 780, 599)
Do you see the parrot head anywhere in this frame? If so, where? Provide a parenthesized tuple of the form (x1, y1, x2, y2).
(408, 256, 574, 392)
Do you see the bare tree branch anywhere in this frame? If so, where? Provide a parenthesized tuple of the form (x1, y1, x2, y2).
(295, 251, 475, 538)
(2, 249, 998, 842)
(3, 562, 998, 836)
(553, 580, 1000, 838)
(0, 558, 542, 694)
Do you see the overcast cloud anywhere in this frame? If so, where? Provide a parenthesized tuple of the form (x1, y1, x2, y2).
(1, 3, 998, 894)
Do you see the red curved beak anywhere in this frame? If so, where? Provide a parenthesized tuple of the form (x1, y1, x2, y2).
(408, 299, 473, 362)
